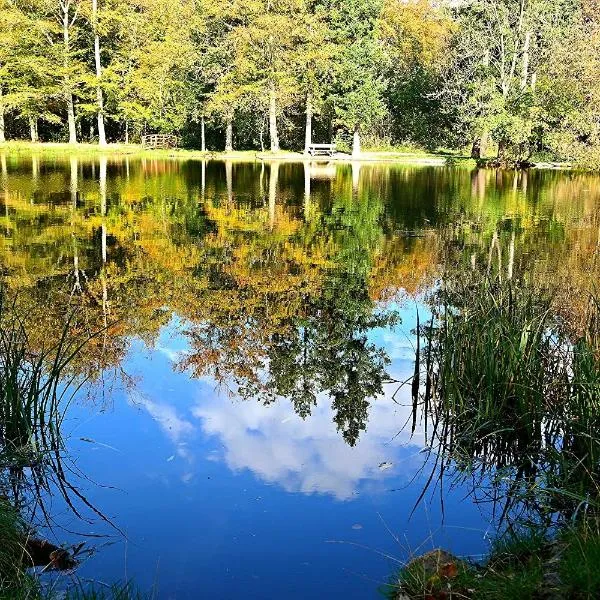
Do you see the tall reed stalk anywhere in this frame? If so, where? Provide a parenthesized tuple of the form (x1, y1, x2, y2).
(412, 274, 600, 524)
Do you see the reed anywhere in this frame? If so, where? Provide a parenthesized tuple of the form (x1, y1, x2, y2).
(412, 273, 600, 522)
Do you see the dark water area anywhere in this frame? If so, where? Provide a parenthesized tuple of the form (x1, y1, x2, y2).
(0, 153, 599, 598)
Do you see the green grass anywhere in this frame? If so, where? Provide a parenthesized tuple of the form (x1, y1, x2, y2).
(388, 524, 600, 599)
(0, 289, 92, 472)
(64, 582, 153, 600)
(411, 273, 600, 520)
(0, 140, 463, 164)
(0, 498, 45, 600)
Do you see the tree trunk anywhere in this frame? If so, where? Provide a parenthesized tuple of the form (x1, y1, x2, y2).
(63, 5, 77, 144)
(497, 138, 507, 161)
(352, 127, 361, 158)
(29, 117, 38, 143)
(225, 112, 233, 152)
(201, 115, 206, 152)
(520, 31, 532, 91)
(471, 133, 488, 159)
(124, 120, 129, 144)
(269, 82, 280, 153)
(304, 93, 312, 154)
(93, 0, 106, 146)
(0, 85, 5, 143)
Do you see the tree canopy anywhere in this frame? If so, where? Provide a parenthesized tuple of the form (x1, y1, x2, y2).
(0, 0, 599, 165)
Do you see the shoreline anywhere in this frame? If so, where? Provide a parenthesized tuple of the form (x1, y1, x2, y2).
(0, 141, 574, 169)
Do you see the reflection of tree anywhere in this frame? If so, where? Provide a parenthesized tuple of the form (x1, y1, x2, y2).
(181, 189, 399, 445)
(2, 156, 600, 449)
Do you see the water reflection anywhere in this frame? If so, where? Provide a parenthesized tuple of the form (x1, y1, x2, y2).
(0, 153, 599, 596)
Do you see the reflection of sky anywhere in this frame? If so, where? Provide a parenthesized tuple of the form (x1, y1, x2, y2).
(58, 303, 491, 600)
(133, 304, 428, 500)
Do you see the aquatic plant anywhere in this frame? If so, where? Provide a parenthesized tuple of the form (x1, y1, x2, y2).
(411, 273, 600, 523)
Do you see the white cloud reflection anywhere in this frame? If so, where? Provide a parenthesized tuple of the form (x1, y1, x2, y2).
(129, 315, 428, 499)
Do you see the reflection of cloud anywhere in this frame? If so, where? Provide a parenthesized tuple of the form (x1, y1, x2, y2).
(128, 391, 195, 450)
(191, 377, 425, 500)
(129, 314, 428, 498)
(156, 343, 186, 363)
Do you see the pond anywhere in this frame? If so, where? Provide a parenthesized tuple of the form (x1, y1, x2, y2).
(0, 153, 599, 599)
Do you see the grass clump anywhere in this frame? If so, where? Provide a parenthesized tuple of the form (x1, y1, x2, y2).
(0, 499, 40, 600)
(388, 525, 600, 599)
(412, 274, 600, 520)
(65, 582, 152, 600)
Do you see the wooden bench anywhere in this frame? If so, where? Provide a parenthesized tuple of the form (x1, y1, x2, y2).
(142, 134, 179, 150)
(307, 143, 336, 157)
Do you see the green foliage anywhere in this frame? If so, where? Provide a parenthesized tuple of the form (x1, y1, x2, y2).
(1, 0, 599, 162)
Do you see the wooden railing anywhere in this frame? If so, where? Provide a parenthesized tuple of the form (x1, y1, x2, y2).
(142, 134, 179, 149)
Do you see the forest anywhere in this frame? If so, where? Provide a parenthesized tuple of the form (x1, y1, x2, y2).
(0, 0, 599, 165)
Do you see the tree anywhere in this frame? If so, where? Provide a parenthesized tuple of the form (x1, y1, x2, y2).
(445, 0, 581, 163)
(91, 0, 105, 144)
(324, 0, 386, 156)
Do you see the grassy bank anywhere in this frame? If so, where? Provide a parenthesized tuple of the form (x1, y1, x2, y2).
(0, 141, 465, 165)
(386, 523, 600, 600)
(386, 271, 600, 599)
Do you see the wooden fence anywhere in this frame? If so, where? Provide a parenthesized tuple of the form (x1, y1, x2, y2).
(142, 134, 179, 149)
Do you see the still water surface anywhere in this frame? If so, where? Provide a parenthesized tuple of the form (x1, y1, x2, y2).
(1, 154, 599, 598)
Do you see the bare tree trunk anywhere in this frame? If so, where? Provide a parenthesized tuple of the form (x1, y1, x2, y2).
(201, 115, 206, 152)
(93, 0, 106, 145)
(29, 117, 38, 143)
(520, 31, 531, 91)
(269, 82, 280, 152)
(304, 93, 312, 154)
(63, 3, 77, 144)
(352, 127, 361, 158)
(225, 112, 233, 152)
(0, 85, 5, 143)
